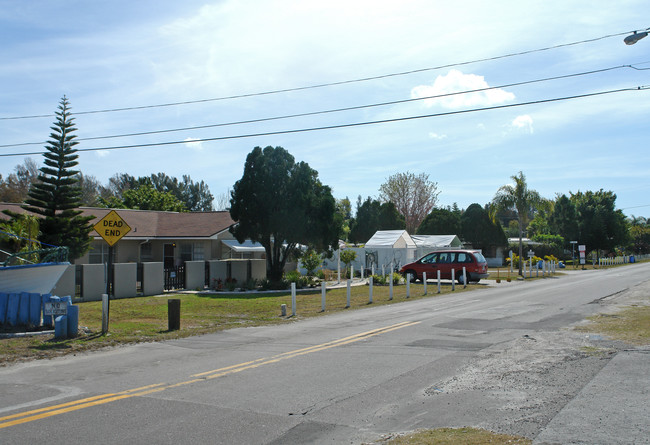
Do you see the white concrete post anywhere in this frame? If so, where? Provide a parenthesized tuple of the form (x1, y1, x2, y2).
(321, 280, 326, 312)
(371, 264, 375, 277)
(523, 260, 526, 279)
(389, 270, 393, 301)
(102, 293, 109, 334)
(437, 270, 441, 294)
(291, 282, 296, 317)
(462, 267, 467, 288)
(406, 273, 410, 298)
(509, 250, 513, 273)
(451, 269, 455, 291)
(382, 264, 385, 279)
(346, 279, 351, 308)
(351, 265, 354, 281)
(369, 276, 373, 304)
(423, 272, 427, 295)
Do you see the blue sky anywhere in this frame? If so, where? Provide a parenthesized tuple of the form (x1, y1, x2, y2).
(1, 1, 649, 217)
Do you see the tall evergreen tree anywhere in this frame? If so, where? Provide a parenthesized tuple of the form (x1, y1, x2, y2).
(23, 96, 93, 260)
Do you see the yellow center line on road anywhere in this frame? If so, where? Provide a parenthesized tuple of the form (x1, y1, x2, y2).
(0, 321, 420, 429)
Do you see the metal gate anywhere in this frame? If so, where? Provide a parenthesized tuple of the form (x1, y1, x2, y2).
(164, 265, 185, 290)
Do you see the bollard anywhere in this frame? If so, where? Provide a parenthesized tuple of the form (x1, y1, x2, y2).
(281, 304, 287, 317)
(168, 298, 181, 331)
(462, 267, 467, 289)
(423, 272, 427, 295)
(406, 274, 410, 298)
(451, 269, 455, 291)
(291, 283, 296, 316)
(369, 276, 373, 303)
(389, 271, 393, 300)
(437, 270, 441, 294)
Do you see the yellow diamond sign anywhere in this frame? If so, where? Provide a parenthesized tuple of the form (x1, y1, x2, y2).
(94, 210, 132, 247)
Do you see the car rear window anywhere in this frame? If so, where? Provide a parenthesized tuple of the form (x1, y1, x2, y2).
(472, 252, 487, 263)
(457, 252, 473, 263)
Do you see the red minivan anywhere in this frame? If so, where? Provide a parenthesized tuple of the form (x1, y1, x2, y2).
(400, 250, 489, 284)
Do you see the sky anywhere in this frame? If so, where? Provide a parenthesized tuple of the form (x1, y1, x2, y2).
(1, 0, 649, 217)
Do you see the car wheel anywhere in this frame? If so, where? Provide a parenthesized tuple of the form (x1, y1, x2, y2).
(457, 272, 467, 284)
(406, 270, 418, 282)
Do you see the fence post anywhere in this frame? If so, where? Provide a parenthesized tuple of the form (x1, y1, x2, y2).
(369, 276, 373, 303)
(462, 267, 467, 288)
(437, 270, 441, 293)
(321, 280, 326, 312)
(291, 282, 296, 316)
(389, 270, 393, 301)
(346, 279, 351, 308)
(451, 269, 455, 291)
(406, 274, 410, 298)
(423, 272, 427, 295)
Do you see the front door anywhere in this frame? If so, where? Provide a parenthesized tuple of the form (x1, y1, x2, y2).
(164, 243, 175, 269)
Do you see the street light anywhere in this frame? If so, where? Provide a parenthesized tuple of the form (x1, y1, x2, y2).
(624, 29, 649, 45)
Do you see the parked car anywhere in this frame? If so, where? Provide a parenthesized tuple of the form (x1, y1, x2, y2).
(400, 250, 489, 284)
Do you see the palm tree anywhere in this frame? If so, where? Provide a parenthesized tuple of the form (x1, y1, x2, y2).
(493, 171, 542, 276)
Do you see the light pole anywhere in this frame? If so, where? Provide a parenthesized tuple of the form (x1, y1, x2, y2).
(624, 29, 649, 45)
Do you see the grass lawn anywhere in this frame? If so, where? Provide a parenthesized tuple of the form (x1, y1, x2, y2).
(0, 281, 480, 365)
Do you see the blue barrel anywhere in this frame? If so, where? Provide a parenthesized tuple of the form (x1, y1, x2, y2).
(28, 293, 42, 326)
(18, 292, 30, 325)
(66, 305, 79, 338)
(55, 315, 68, 339)
(41, 294, 53, 326)
(0, 292, 8, 324)
(6, 293, 19, 326)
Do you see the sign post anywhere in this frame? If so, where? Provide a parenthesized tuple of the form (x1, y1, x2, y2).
(93, 210, 131, 333)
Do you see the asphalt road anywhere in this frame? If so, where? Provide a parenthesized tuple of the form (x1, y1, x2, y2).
(1, 263, 648, 444)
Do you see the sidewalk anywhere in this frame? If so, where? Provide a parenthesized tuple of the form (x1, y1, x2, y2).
(534, 348, 650, 444)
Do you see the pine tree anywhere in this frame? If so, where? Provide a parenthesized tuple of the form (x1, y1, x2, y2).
(23, 96, 93, 260)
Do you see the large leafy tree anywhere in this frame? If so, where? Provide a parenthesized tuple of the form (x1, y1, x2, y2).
(103, 172, 213, 211)
(549, 194, 579, 248)
(348, 197, 405, 244)
(379, 171, 439, 233)
(101, 183, 186, 211)
(229, 146, 341, 282)
(0, 158, 39, 203)
(460, 203, 507, 253)
(417, 205, 462, 235)
(571, 190, 628, 255)
(22, 96, 93, 260)
(492, 171, 541, 275)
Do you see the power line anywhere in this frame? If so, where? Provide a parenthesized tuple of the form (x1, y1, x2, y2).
(0, 30, 631, 121)
(1, 85, 646, 158)
(0, 65, 637, 149)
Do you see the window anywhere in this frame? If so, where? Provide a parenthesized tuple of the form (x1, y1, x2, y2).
(140, 242, 153, 262)
(422, 253, 437, 264)
(180, 242, 205, 262)
(88, 241, 112, 264)
(457, 252, 473, 263)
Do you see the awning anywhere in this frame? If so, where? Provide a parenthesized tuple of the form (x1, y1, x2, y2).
(222, 240, 266, 253)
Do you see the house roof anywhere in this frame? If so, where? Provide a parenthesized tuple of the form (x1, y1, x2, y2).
(365, 230, 416, 248)
(0, 203, 235, 240)
(222, 239, 266, 253)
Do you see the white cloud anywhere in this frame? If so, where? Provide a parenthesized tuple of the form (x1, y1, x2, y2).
(411, 69, 515, 109)
(511, 115, 534, 133)
(184, 137, 204, 150)
(429, 132, 447, 140)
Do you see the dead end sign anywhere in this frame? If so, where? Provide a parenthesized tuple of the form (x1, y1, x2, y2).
(94, 210, 132, 246)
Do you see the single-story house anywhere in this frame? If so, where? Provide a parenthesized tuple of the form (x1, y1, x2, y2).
(0, 203, 265, 266)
